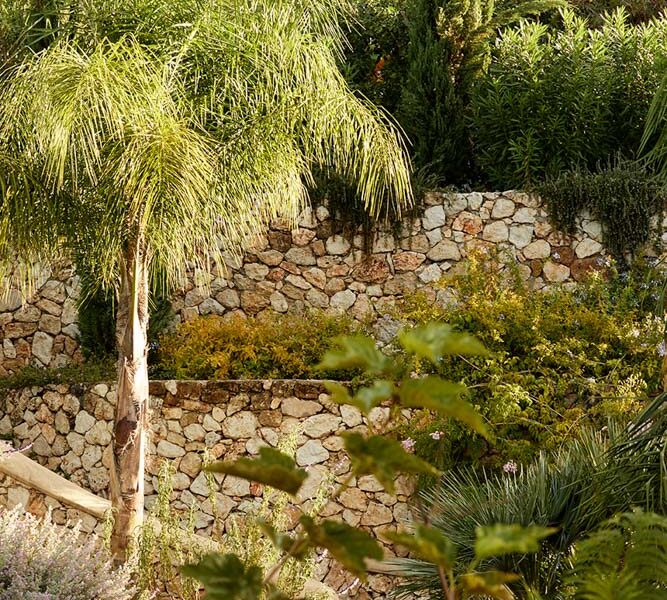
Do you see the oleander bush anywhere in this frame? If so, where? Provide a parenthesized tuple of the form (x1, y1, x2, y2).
(393, 251, 665, 469)
(0, 507, 135, 600)
(471, 8, 667, 188)
(156, 311, 364, 380)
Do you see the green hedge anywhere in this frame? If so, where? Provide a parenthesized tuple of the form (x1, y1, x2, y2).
(470, 9, 667, 188)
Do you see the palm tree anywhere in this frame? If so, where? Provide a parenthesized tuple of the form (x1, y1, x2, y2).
(0, 0, 412, 560)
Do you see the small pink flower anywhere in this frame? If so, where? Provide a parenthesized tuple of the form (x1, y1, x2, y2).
(401, 438, 416, 453)
(503, 460, 518, 474)
(430, 430, 444, 440)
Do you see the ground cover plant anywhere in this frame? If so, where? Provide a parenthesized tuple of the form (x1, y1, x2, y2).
(392, 252, 666, 470)
(0, 507, 135, 600)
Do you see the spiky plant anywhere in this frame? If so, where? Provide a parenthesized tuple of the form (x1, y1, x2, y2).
(392, 395, 667, 598)
(0, 0, 412, 560)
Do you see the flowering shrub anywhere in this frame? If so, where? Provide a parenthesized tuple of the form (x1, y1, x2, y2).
(0, 507, 135, 600)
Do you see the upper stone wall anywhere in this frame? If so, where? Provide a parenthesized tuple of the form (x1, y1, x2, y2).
(2, 191, 665, 373)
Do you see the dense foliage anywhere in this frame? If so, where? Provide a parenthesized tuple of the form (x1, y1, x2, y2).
(0, 508, 135, 599)
(156, 311, 363, 380)
(539, 159, 667, 258)
(394, 252, 665, 469)
(395, 396, 667, 598)
(471, 9, 667, 188)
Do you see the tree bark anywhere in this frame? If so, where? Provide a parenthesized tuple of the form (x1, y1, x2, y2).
(110, 234, 149, 562)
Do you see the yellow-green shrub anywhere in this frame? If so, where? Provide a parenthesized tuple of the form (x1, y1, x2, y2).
(394, 251, 665, 469)
(156, 311, 362, 380)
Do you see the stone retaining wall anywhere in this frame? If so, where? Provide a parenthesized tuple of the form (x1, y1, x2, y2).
(0, 380, 411, 598)
(2, 190, 666, 373)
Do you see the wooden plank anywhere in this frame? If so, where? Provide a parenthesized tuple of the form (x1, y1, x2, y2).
(0, 442, 111, 518)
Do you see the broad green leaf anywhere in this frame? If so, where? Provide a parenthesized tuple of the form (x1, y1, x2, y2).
(257, 519, 309, 559)
(459, 571, 520, 600)
(317, 336, 392, 375)
(300, 516, 383, 577)
(326, 380, 396, 415)
(399, 323, 488, 363)
(343, 433, 440, 493)
(399, 376, 491, 439)
(324, 381, 354, 406)
(206, 447, 307, 495)
(475, 524, 558, 561)
(181, 553, 263, 600)
(384, 525, 457, 569)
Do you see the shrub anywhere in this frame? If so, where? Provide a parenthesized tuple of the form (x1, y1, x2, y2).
(568, 0, 667, 25)
(156, 311, 363, 380)
(342, 0, 407, 115)
(0, 507, 135, 600)
(396, 0, 561, 186)
(0, 360, 116, 393)
(393, 251, 665, 469)
(538, 159, 666, 258)
(471, 8, 667, 188)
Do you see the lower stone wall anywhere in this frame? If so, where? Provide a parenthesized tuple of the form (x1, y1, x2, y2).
(0, 380, 412, 598)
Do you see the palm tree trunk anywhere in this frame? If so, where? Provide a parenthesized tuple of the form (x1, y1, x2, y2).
(110, 235, 149, 562)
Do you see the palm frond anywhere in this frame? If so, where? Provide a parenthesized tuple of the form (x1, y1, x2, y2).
(0, 0, 412, 296)
(566, 510, 667, 600)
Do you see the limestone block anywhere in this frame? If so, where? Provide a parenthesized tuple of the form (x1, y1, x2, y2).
(509, 224, 534, 249)
(360, 502, 393, 526)
(81, 445, 102, 470)
(222, 411, 259, 439)
(216, 289, 241, 309)
(427, 240, 461, 262)
(285, 247, 316, 265)
(482, 221, 509, 242)
(523, 240, 551, 259)
(330, 290, 356, 311)
(296, 440, 329, 466)
(157, 440, 186, 458)
(282, 397, 322, 418)
(575, 238, 603, 259)
(303, 414, 342, 438)
(74, 411, 95, 435)
(543, 261, 570, 282)
(199, 298, 225, 315)
(325, 235, 351, 255)
(392, 251, 426, 272)
(84, 421, 111, 446)
(491, 197, 516, 218)
(422, 205, 446, 230)
(32, 332, 54, 366)
(179, 452, 203, 478)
